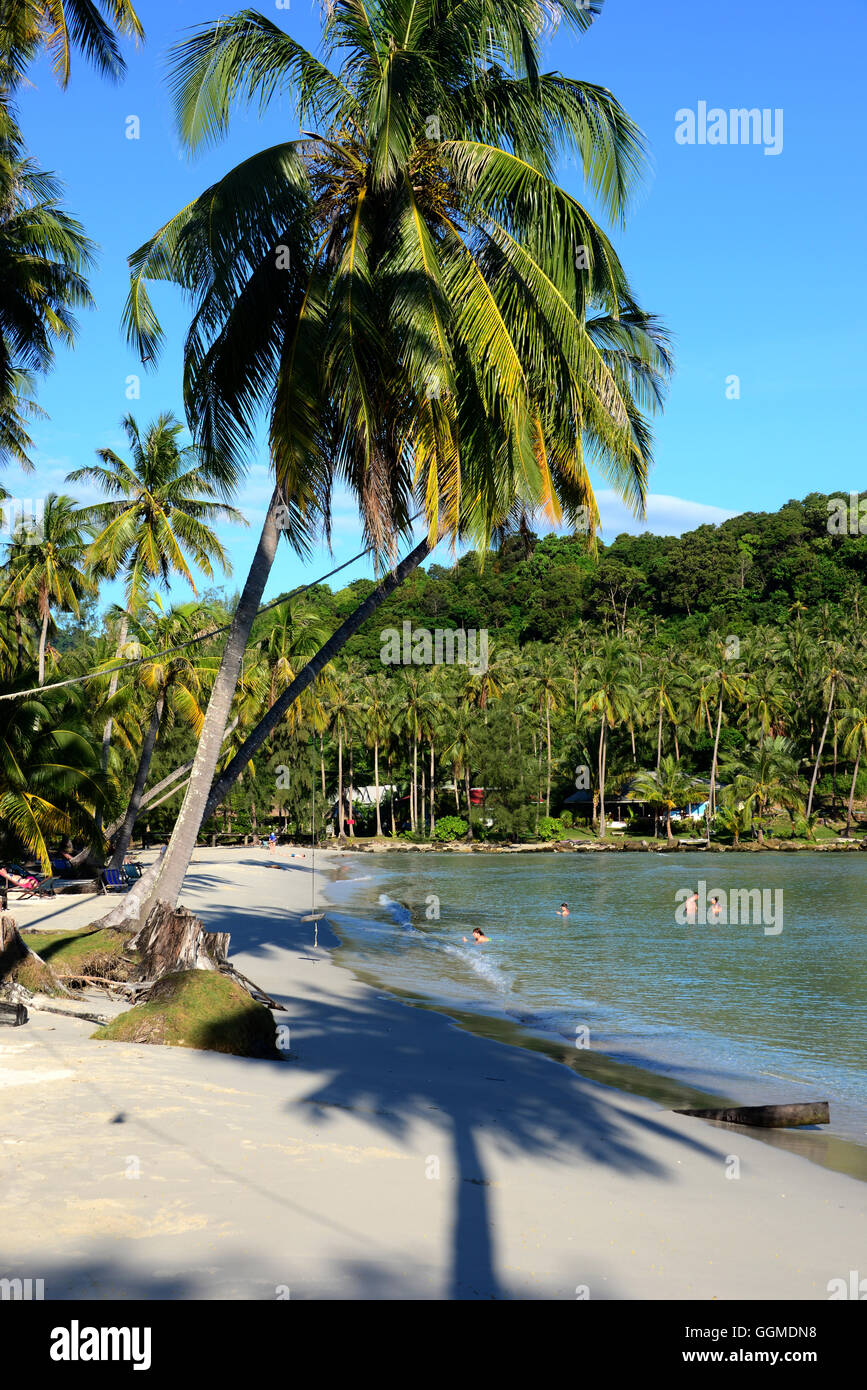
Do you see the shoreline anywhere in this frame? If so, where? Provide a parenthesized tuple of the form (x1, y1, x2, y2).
(341, 837, 867, 854)
(2, 845, 866, 1299)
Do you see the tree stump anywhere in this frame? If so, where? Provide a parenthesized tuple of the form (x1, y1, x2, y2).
(129, 902, 230, 979)
(0, 913, 70, 998)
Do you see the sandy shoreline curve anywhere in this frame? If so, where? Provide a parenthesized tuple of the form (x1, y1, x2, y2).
(1, 845, 864, 1300)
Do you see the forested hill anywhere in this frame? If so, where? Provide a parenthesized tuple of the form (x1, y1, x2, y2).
(280, 491, 867, 655)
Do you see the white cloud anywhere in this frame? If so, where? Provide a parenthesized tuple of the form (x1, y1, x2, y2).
(594, 490, 737, 539)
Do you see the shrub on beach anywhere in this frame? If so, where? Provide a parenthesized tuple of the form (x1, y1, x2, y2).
(434, 816, 469, 842)
(537, 816, 567, 841)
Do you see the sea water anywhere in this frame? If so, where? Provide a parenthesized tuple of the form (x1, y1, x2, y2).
(324, 851, 867, 1145)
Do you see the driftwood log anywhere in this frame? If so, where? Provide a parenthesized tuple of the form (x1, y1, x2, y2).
(674, 1101, 830, 1128)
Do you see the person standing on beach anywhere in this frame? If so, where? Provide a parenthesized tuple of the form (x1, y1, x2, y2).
(268, 831, 277, 854)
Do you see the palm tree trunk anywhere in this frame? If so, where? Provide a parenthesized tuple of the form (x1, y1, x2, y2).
(709, 694, 724, 818)
(465, 767, 473, 839)
(201, 536, 431, 825)
(807, 679, 835, 818)
(656, 703, 663, 774)
(847, 749, 861, 833)
(13, 606, 24, 674)
(545, 699, 551, 816)
(129, 530, 433, 922)
(374, 740, 382, 836)
(37, 604, 50, 686)
(338, 728, 345, 838)
(832, 723, 838, 811)
(598, 714, 607, 839)
(413, 737, 419, 832)
(110, 695, 165, 868)
(429, 743, 436, 838)
(389, 750, 397, 836)
(348, 735, 355, 838)
(96, 608, 131, 835)
(130, 489, 283, 915)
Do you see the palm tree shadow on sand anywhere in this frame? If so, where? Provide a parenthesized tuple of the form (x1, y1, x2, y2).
(197, 902, 722, 1300)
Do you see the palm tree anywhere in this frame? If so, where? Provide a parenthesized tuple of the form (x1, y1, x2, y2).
(704, 636, 747, 819)
(443, 706, 478, 839)
(361, 673, 390, 837)
(714, 788, 752, 848)
(582, 636, 637, 838)
(0, 124, 94, 468)
(0, 0, 144, 91)
(0, 685, 110, 871)
(120, 0, 670, 921)
(805, 642, 850, 819)
(104, 599, 214, 866)
(631, 754, 699, 845)
(326, 677, 354, 839)
(723, 736, 801, 845)
(1, 492, 93, 683)
(525, 648, 568, 815)
(68, 411, 244, 800)
(841, 701, 867, 834)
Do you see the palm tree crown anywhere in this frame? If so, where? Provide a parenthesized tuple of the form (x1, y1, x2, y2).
(125, 1, 672, 557)
(69, 412, 246, 608)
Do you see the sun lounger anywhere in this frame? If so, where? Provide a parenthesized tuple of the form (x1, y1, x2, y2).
(100, 868, 130, 893)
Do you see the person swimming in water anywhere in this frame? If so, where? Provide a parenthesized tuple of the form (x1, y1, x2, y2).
(462, 927, 489, 943)
(556, 903, 570, 916)
(710, 894, 721, 920)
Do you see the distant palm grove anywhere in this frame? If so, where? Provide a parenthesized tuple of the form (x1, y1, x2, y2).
(3, 479, 866, 863)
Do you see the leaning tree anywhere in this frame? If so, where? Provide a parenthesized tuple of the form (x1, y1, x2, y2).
(111, 0, 671, 960)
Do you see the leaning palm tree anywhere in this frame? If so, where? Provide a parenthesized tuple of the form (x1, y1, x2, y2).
(0, 492, 93, 683)
(0, 0, 144, 91)
(0, 123, 93, 468)
(119, 0, 671, 925)
(68, 411, 245, 799)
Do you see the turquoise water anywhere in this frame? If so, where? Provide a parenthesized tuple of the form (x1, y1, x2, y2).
(325, 852, 867, 1144)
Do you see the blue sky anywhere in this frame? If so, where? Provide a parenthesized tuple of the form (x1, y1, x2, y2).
(5, 0, 866, 609)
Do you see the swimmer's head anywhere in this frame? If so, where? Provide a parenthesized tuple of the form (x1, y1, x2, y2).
(472, 927, 484, 940)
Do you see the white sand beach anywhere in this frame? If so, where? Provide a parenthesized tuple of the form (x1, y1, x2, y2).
(1, 846, 865, 1301)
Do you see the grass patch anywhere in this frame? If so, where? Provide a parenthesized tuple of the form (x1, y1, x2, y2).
(96, 970, 280, 1059)
(23, 926, 132, 980)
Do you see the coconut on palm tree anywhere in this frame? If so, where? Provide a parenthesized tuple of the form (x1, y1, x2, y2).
(119, 0, 671, 927)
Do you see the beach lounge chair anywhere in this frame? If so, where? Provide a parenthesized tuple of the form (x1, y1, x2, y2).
(100, 868, 129, 893)
(0, 875, 56, 909)
(122, 862, 143, 881)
